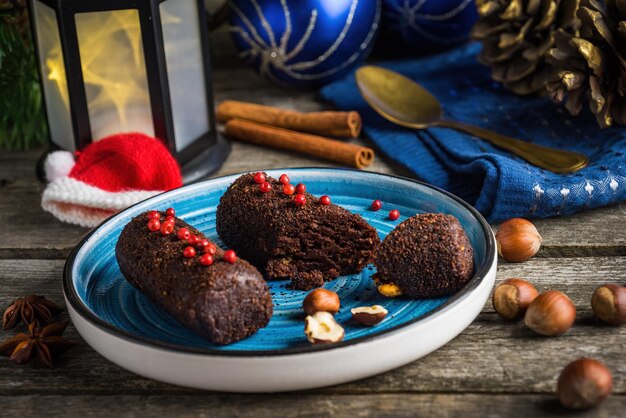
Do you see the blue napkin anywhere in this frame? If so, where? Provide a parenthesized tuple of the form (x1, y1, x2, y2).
(321, 43, 626, 222)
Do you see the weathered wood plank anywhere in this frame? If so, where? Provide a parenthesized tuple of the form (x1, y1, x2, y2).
(3, 393, 625, 418)
(0, 258, 625, 396)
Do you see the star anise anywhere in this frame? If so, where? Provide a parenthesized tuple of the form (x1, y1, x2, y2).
(3, 295, 64, 330)
(0, 321, 77, 368)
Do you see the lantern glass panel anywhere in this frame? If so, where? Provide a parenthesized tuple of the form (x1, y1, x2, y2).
(74, 9, 154, 141)
(160, 0, 210, 151)
(32, 0, 74, 151)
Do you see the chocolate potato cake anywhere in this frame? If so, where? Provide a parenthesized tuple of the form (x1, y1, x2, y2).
(374, 213, 474, 298)
(216, 173, 380, 290)
(116, 210, 273, 345)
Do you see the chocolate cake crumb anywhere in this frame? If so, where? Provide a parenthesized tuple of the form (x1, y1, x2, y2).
(216, 173, 380, 290)
(374, 213, 474, 298)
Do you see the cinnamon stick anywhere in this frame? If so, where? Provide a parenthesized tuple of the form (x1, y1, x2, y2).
(217, 100, 362, 138)
(224, 119, 374, 169)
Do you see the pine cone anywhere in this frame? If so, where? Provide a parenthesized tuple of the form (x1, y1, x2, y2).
(546, 0, 626, 128)
(472, 0, 580, 95)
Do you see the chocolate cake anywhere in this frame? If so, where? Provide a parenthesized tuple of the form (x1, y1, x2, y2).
(216, 173, 380, 290)
(373, 213, 474, 298)
(116, 210, 273, 345)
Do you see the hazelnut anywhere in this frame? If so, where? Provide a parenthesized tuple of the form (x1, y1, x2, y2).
(351, 305, 388, 326)
(302, 288, 340, 315)
(591, 284, 626, 325)
(495, 218, 542, 262)
(557, 358, 613, 409)
(304, 311, 344, 344)
(524, 290, 576, 336)
(377, 283, 403, 298)
(492, 278, 539, 320)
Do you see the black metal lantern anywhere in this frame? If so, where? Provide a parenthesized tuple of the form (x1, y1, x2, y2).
(29, 0, 230, 183)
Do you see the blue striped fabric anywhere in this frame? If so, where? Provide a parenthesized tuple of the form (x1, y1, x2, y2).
(321, 42, 626, 221)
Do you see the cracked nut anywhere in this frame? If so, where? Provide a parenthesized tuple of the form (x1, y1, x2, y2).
(524, 290, 576, 336)
(496, 218, 542, 262)
(591, 284, 626, 325)
(492, 278, 538, 320)
(351, 305, 388, 326)
(558, 358, 613, 409)
(304, 311, 344, 344)
(377, 283, 402, 297)
(302, 288, 340, 315)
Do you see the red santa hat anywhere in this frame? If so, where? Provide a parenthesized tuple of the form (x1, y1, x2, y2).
(42, 132, 182, 228)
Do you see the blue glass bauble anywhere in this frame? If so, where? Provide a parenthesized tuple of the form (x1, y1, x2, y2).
(382, 0, 478, 53)
(229, 0, 381, 89)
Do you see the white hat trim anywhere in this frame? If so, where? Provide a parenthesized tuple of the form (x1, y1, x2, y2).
(42, 176, 161, 228)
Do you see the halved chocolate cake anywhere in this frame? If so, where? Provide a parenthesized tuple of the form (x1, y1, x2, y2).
(216, 173, 380, 290)
(373, 213, 474, 298)
(116, 210, 273, 345)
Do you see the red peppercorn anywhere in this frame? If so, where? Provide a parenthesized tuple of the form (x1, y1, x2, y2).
(147, 218, 161, 232)
(319, 195, 331, 206)
(205, 243, 217, 255)
(279, 174, 290, 184)
(199, 253, 214, 266)
(147, 210, 160, 220)
(294, 193, 306, 207)
(183, 246, 196, 258)
(165, 208, 175, 217)
(198, 239, 210, 250)
(223, 249, 237, 264)
(187, 234, 199, 246)
(371, 200, 382, 211)
(176, 227, 190, 240)
(295, 183, 306, 194)
(160, 221, 174, 235)
(389, 209, 400, 221)
(260, 181, 272, 193)
(165, 215, 175, 223)
(283, 183, 295, 196)
(253, 172, 266, 184)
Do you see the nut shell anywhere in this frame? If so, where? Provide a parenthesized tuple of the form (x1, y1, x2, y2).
(524, 290, 576, 336)
(496, 218, 542, 262)
(557, 358, 613, 409)
(492, 278, 538, 320)
(591, 284, 626, 325)
(302, 288, 340, 316)
(351, 305, 388, 326)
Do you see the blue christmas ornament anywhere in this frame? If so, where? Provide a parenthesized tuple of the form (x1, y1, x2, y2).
(382, 0, 478, 53)
(229, 0, 381, 88)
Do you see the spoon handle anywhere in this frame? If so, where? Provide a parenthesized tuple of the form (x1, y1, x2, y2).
(433, 120, 589, 174)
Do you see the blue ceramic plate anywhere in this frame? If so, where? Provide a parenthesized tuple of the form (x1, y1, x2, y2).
(64, 168, 497, 391)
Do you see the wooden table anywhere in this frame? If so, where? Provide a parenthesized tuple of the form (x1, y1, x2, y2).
(2, 66, 625, 418)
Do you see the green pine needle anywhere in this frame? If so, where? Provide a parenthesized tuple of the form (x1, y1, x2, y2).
(0, 12, 48, 151)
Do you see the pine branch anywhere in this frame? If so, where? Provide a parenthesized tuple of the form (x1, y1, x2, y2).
(0, 3, 48, 151)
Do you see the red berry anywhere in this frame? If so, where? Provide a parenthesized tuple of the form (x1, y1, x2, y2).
(199, 253, 214, 266)
(205, 243, 217, 255)
(165, 215, 175, 223)
(283, 183, 295, 196)
(294, 193, 306, 207)
(147, 219, 161, 232)
(223, 249, 237, 264)
(187, 234, 199, 246)
(198, 239, 210, 249)
(183, 246, 196, 258)
(177, 227, 190, 240)
(279, 174, 290, 184)
(253, 172, 266, 184)
(160, 221, 174, 235)
(319, 195, 331, 206)
(147, 210, 160, 220)
(260, 181, 272, 193)
(389, 209, 400, 221)
(295, 183, 306, 194)
(165, 208, 175, 217)
(371, 200, 382, 211)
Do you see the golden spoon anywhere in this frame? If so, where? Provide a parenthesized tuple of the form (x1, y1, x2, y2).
(355, 66, 588, 174)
